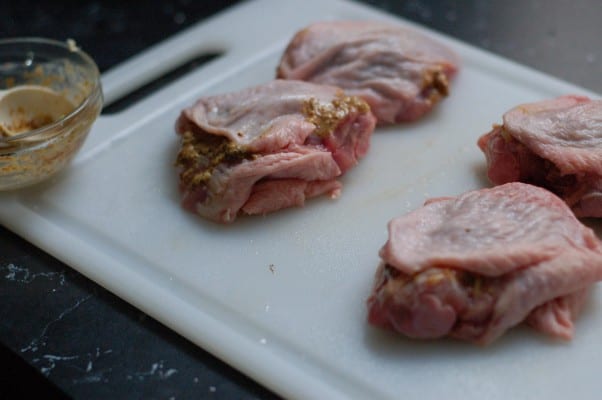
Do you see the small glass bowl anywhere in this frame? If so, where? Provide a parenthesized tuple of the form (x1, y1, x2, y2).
(0, 37, 103, 190)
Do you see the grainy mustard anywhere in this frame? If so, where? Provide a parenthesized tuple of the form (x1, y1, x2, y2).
(302, 93, 370, 137)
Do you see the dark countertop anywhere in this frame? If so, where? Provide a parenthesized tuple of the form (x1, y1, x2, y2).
(1, 1, 600, 399)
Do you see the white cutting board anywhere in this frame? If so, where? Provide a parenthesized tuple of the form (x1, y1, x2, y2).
(2, 1, 601, 399)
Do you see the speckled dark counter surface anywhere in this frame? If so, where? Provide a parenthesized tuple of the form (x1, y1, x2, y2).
(1, 1, 600, 399)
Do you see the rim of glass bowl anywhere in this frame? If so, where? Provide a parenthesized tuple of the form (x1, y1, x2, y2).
(0, 37, 102, 148)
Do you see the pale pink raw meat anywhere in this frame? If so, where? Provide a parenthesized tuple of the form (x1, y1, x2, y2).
(277, 20, 459, 124)
(478, 95, 602, 217)
(367, 183, 602, 345)
(174, 80, 376, 223)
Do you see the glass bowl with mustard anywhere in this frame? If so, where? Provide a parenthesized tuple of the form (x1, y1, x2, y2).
(0, 37, 103, 190)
